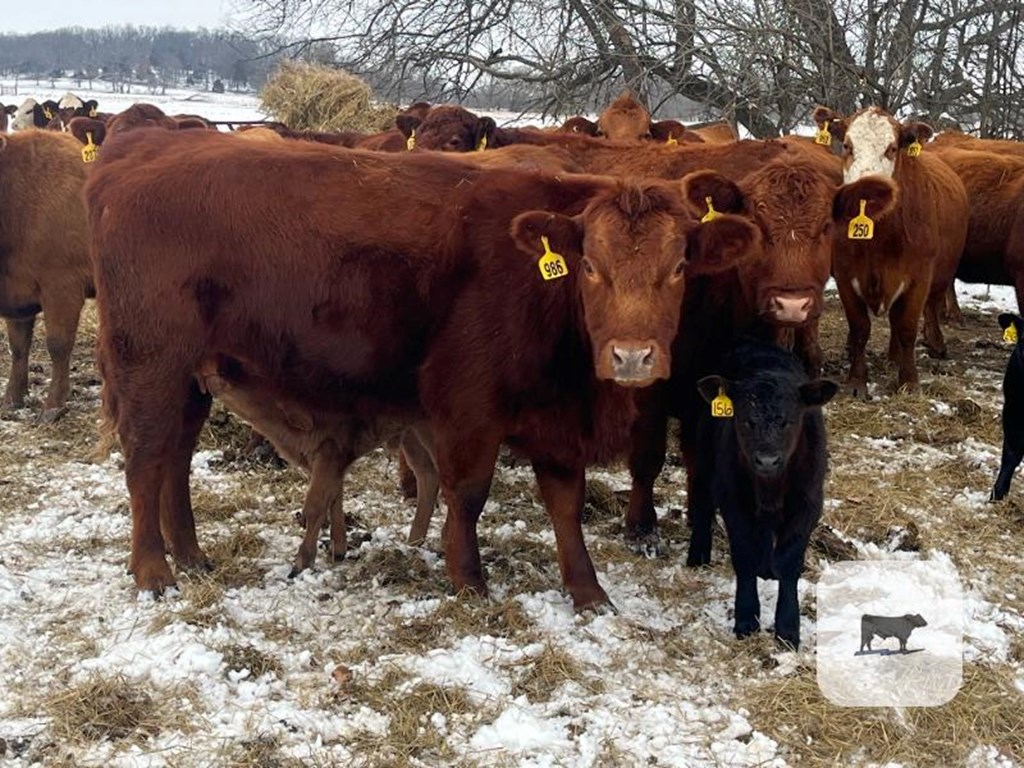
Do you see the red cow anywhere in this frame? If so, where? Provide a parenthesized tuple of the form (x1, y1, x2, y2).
(689, 120, 739, 144)
(558, 92, 705, 144)
(931, 148, 1024, 310)
(87, 130, 760, 609)
(0, 131, 93, 417)
(814, 106, 969, 395)
(929, 132, 1024, 156)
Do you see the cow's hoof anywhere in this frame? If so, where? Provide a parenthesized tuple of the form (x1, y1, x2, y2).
(774, 632, 800, 651)
(734, 619, 761, 638)
(845, 381, 869, 400)
(38, 406, 68, 424)
(626, 531, 663, 559)
(686, 549, 712, 568)
(924, 346, 948, 360)
(571, 588, 614, 614)
(132, 561, 177, 595)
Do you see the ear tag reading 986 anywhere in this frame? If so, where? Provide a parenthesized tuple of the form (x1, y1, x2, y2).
(907, 140, 922, 157)
(701, 196, 721, 224)
(537, 235, 568, 281)
(406, 130, 416, 151)
(815, 124, 832, 146)
(81, 132, 98, 164)
(1004, 324, 1018, 344)
(711, 387, 734, 418)
(847, 199, 875, 240)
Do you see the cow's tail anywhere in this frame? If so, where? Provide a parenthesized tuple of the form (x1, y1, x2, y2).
(93, 341, 121, 462)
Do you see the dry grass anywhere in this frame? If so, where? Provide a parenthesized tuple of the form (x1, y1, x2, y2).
(508, 642, 604, 702)
(742, 663, 1023, 766)
(220, 643, 283, 679)
(259, 61, 397, 133)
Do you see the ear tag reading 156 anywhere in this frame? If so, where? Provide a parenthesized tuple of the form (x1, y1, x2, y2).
(711, 387, 734, 418)
(907, 140, 922, 157)
(81, 132, 98, 164)
(701, 196, 721, 224)
(815, 124, 832, 146)
(1005, 324, 1018, 344)
(847, 199, 875, 240)
(406, 130, 416, 151)
(537, 235, 568, 281)
(665, 135, 679, 147)
(476, 134, 488, 151)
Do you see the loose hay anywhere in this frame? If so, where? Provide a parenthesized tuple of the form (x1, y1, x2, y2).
(45, 674, 175, 744)
(742, 664, 1024, 766)
(259, 61, 397, 133)
(508, 642, 604, 702)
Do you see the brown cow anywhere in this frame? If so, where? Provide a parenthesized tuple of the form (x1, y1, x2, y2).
(931, 148, 1024, 309)
(87, 129, 760, 609)
(558, 93, 706, 144)
(814, 106, 969, 394)
(929, 132, 1024, 157)
(0, 131, 93, 417)
(689, 120, 739, 144)
(625, 154, 890, 555)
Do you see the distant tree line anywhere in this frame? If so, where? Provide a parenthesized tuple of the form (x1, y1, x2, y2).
(0, 27, 283, 96)
(238, 0, 1024, 138)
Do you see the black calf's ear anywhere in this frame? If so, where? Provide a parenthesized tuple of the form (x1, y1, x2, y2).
(997, 313, 1024, 330)
(697, 375, 727, 404)
(800, 379, 839, 406)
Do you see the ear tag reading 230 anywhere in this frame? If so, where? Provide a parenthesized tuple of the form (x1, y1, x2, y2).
(81, 132, 98, 164)
(406, 130, 416, 151)
(537, 235, 568, 281)
(1005, 324, 1018, 344)
(907, 140, 922, 157)
(701, 196, 721, 224)
(815, 124, 832, 146)
(711, 387, 734, 418)
(847, 199, 875, 240)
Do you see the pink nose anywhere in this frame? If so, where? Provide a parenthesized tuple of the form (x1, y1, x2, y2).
(772, 296, 812, 323)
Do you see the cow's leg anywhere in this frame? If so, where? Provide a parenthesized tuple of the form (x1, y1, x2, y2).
(434, 430, 501, 596)
(292, 441, 349, 575)
(39, 292, 85, 418)
(921, 283, 949, 359)
(625, 387, 667, 556)
(889, 284, 929, 391)
(943, 283, 966, 329)
(2, 316, 35, 409)
(772, 533, 811, 650)
(404, 427, 440, 546)
(532, 459, 610, 611)
(794, 322, 822, 379)
(158, 378, 212, 570)
(991, 428, 1024, 501)
(686, 446, 715, 567)
(398, 447, 418, 501)
(838, 282, 871, 397)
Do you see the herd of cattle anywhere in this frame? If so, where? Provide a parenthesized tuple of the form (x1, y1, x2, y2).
(3, 89, 1024, 651)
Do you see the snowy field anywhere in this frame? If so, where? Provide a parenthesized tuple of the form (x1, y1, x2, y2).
(1, 85, 1023, 766)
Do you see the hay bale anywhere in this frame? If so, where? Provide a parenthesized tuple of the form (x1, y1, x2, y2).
(259, 61, 397, 133)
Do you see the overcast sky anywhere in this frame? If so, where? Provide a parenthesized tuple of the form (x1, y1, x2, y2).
(2, 0, 236, 34)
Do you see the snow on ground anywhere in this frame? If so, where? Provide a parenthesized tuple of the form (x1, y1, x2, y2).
(0, 86, 1022, 765)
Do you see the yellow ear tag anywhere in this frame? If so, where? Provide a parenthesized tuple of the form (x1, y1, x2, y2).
(43, 107, 53, 120)
(907, 140, 922, 157)
(537, 235, 569, 281)
(711, 387, 734, 418)
(476, 134, 488, 151)
(815, 124, 832, 146)
(701, 196, 721, 224)
(89, 106, 98, 118)
(665, 135, 679, 147)
(1004, 324, 1018, 344)
(406, 130, 416, 151)
(81, 132, 98, 164)
(847, 199, 875, 240)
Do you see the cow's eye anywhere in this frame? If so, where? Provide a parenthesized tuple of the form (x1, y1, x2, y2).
(445, 137, 461, 150)
(672, 259, 686, 278)
(581, 258, 597, 277)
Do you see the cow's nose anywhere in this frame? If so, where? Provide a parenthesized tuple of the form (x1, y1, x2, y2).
(772, 296, 813, 322)
(611, 344, 655, 381)
(753, 452, 783, 474)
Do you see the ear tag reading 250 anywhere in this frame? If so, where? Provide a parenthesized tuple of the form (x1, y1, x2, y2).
(537, 235, 568, 281)
(81, 132, 98, 164)
(907, 140, 922, 157)
(847, 199, 875, 240)
(701, 197, 721, 224)
(1005, 324, 1018, 344)
(711, 387, 734, 418)
(815, 123, 832, 146)
(406, 130, 416, 151)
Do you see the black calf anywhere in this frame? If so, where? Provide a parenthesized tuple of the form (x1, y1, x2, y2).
(860, 613, 927, 652)
(992, 313, 1024, 501)
(696, 340, 837, 649)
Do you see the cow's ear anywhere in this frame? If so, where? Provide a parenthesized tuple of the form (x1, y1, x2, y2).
(510, 211, 584, 262)
(813, 106, 847, 141)
(561, 116, 598, 136)
(686, 215, 760, 276)
(395, 114, 422, 139)
(650, 119, 687, 142)
(799, 379, 839, 406)
(680, 170, 746, 217)
(474, 116, 497, 150)
(998, 313, 1024, 342)
(899, 120, 933, 148)
(3, 105, 15, 116)
(833, 176, 898, 224)
(697, 375, 728, 404)
(69, 117, 106, 146)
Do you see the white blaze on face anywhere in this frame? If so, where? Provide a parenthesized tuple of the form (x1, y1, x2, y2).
(9, 99, 37, 132)
(843, 111, 898, 183)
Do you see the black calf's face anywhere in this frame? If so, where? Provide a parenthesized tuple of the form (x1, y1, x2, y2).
(699, 373, 838, 478)
(907, 613, 928, 628)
